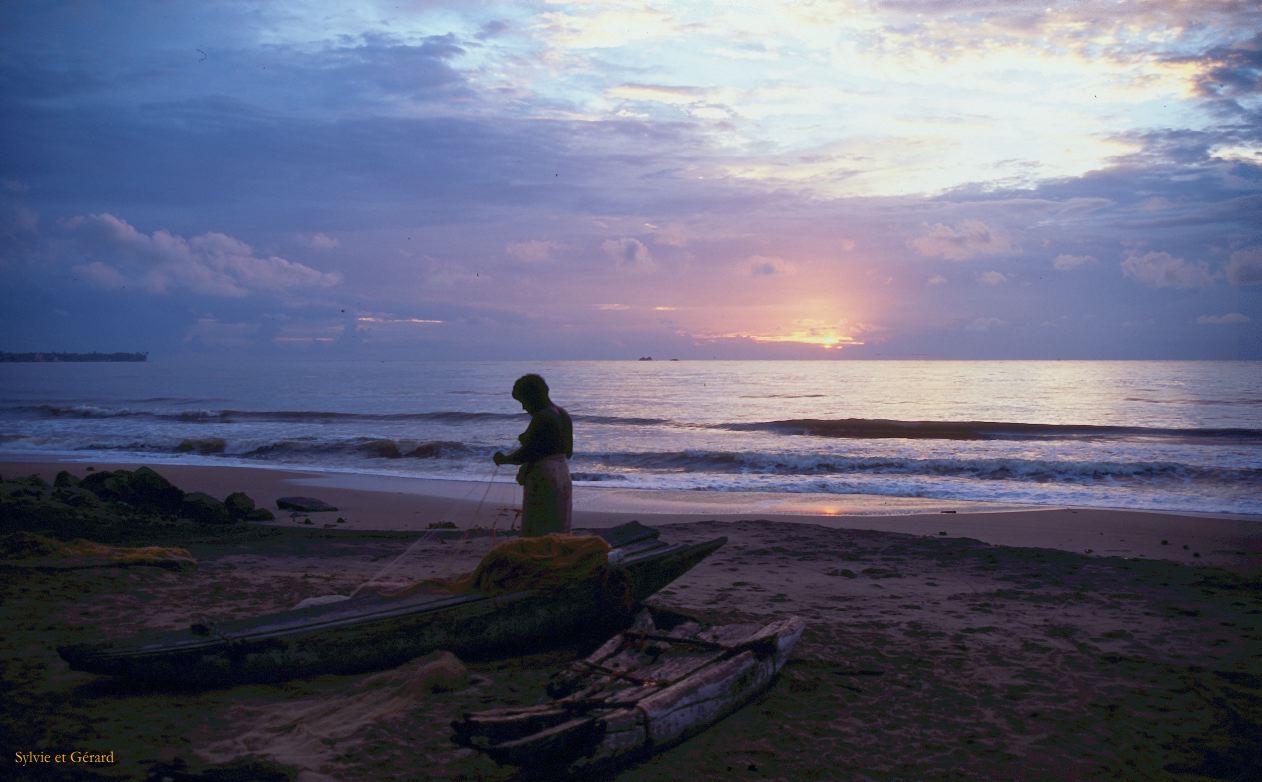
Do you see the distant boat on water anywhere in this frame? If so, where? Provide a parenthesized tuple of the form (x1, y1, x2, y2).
(0, 351, 148, 363)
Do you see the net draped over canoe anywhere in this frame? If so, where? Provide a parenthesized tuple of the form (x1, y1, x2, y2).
(423, 534, 629, 600)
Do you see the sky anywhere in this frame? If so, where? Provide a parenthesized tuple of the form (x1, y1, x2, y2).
(1, 0, 1260, 360)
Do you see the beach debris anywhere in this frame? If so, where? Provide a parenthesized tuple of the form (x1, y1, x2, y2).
(277, 496, 338, 512)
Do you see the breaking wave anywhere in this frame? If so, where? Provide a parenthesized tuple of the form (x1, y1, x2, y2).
(592, 449, 1262, 488)
(723, 418, 1262, 444)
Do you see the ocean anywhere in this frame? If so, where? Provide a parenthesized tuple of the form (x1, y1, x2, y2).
(1, 359, 1259, 516)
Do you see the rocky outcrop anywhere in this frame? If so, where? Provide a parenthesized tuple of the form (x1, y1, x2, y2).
(80, 467, 185, 514)
(276, 496, 338, 513)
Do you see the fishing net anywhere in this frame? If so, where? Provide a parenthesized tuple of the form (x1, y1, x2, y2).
(425, 533, 613, 596)
(0, 531, 195, 568)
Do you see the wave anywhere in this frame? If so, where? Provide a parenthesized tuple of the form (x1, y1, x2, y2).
(723, 417, 1262, 444)
(592, 449, 1262, 487)
(245, 438, 476, 460)
(27, 435, 477, 461)
(3, 404, 671, 428)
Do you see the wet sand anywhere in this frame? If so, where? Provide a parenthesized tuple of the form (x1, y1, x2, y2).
(2, 460, 1260, 781)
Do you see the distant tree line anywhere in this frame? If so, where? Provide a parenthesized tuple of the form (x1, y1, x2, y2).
(0, 352, 148, 363)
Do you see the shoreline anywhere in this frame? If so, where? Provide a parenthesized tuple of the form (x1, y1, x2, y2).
(4, 457, 1259, 571)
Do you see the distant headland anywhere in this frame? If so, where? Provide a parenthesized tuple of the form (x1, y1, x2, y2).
(0, 352, 148, 363)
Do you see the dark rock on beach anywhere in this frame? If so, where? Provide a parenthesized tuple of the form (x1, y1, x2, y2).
(225, 491, 276, 522)
(53, 470, 80, 488)
(277, 496, 338, 513)
(224, 491, 256, 518)
(180, 492, 234, 525)
(80, 466, 186, 514)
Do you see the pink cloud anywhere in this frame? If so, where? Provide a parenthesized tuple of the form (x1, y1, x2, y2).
(909, 220, 1018, 261)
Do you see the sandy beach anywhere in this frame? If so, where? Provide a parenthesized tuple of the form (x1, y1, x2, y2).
(2, 459, 1261, 781)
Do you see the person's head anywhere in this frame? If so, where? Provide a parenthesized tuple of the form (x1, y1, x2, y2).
(511, 374, 550, 412)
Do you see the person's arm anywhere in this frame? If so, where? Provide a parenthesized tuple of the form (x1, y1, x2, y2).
(495, 412, 555, 465)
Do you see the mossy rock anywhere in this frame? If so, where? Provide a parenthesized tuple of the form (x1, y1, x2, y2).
(180, 492, 234, 525)
(224, 491, 256, 519)
(54, 470, 81, 488)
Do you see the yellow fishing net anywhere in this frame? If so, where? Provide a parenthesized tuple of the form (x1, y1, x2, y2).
(0, 531, 195, 568)
(423, 534, 615, 597)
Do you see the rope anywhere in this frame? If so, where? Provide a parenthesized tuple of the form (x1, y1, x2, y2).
(350, 464, 509, 598)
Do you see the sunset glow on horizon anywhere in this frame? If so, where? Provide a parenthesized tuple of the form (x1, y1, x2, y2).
(2, 1, 1259, 358)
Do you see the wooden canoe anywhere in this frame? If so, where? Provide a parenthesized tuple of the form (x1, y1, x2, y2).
(58, 522, 725, 687)
(452, 610, 805, 775)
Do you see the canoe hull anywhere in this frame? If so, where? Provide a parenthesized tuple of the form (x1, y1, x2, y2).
(453, 613, 806, 775)
(58, 526, 726, 687)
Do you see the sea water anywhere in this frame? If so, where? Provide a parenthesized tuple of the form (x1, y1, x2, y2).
(1, 358, 1259, 515)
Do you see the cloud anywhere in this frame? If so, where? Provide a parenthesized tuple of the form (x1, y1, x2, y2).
(71, 260, 127, 290)
(1196, 313, 1250, 325)
(539, 5, 679, 50)
(505, 239, 560, 263)
(600, 237, 655, 272)
(1053, 253, 1095, 271)
(646, 222, 688, 247)
(1120, 250, 1216, 289)
(977, 270, 1008, 286)
(65, 213, 341, 297)
(607, 83, 706, 105)
(1226, 246, 1262, 285)
(965, 317, 1004, 332)
(306, 232, 339, 250)
(183, 318, 259, 349)
(909, 220, 1018, 261)
(740, 255, 794, 277)
(927, 274, 947, 285)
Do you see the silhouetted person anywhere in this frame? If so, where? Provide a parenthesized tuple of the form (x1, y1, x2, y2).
(494, 374, 573, 536)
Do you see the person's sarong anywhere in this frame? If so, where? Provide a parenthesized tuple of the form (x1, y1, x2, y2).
(519, 454, 572, 537)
